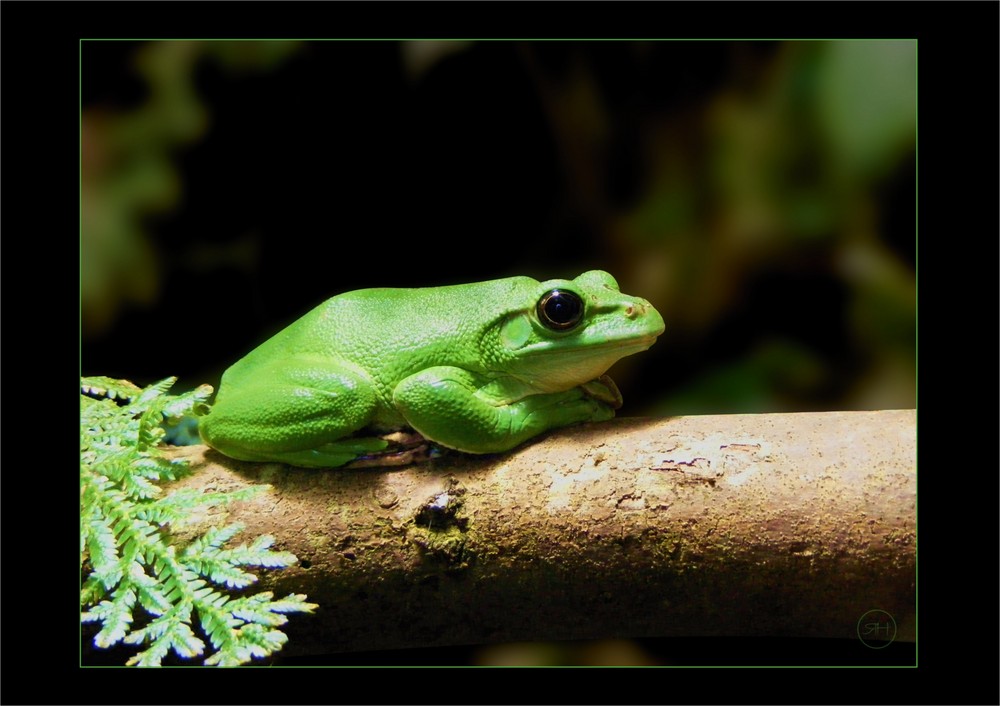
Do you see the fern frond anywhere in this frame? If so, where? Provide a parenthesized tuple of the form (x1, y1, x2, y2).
(187, 523, 246, 553)
(131, 377, 177, 406)
(129, 454, 178, 481)
(217, 535, 300, 569)
(228, 592, 291, 627)
(124, 634, 172, 667)
(264, 593, 316, 614)
(161, 383, 214, 420)
(95, 456, 164, 501)
(119, 559, 170, 617)
(201, 561, 260, 590)
(81, 376, 316, 666)
(123, 605, 205, 666)
(143, 455, 192, 483)
(83, 514, 121, 586)
(135, 409, 167, 453)
(130, 500, 188, 526)
(81, 575, 107, 606)
(180, 526, 299, 588)
(81, 376, 142, 402)
(145, 485, 267, 518)
(204, 623, 289, 666)
(83, 585, 137, 648)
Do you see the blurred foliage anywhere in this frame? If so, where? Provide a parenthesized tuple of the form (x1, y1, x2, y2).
(597, 41, 916, 413)
(473, 638, 660, 666)
(81, 41, 301, 338)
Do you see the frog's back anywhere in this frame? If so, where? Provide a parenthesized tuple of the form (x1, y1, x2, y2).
(311, 275, 537, 366)
(222, 275, 537, 387)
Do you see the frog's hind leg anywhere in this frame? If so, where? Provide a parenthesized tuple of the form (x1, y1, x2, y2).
(199, 358, 388, 468)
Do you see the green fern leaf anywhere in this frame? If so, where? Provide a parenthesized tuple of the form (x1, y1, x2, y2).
(81, 376, 143, 402)
(131, 502, 183, 525)
(217, 535, 299, 569)
(134, 589, 172, 618)
(83, 515, 117, 571)
(132, 377, 176, 406)
(186, 555, 259, 589)
(202, 621, 290, 667)
(203, 648, 244, 667)
(123, 472, 162, 501)
(136, 415, 167, 452)
(82, 376, 317, 666)
(87, 586, 137, 648)
(130, 455, 177, 482)
(237, 623, 289, 659)
(125, 642, 168, 667)
(125, 623, 183, 668)
(161, 383, 213, 420)
(127, 614, 207, 665)
(199, 608, 238, 650)
(265, 593, 318, 614)
(185, 523, 245, 554)
(171, 621, 208, 659)
(81, 575, 107, 606)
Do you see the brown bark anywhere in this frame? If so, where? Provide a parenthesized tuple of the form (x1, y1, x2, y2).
(165, 409, 916, 655)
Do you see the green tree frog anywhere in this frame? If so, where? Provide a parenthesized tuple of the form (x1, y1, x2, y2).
(199, 270, 664, 468)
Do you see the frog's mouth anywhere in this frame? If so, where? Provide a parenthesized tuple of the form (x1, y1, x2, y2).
(513, 334, 660, 391)
(521, 332, 660, 357)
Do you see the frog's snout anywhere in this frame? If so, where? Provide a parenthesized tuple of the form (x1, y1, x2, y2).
(624, 298, 652, 319)
(624, 297, 665, 336)
(624, 297, 656, 318)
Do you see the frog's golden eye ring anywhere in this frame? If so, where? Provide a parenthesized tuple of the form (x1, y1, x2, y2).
(537, 289, 584, 331)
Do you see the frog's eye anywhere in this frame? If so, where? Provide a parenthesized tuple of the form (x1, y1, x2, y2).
(537, 289, 584, 331)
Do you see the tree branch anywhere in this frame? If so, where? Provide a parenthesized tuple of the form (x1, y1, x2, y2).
(164, 409, 915, 655)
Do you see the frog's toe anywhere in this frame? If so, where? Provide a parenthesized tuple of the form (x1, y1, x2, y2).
(580, 375, 623, 409)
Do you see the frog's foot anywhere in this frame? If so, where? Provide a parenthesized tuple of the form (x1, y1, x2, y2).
(514, 386, 617, 429)
(344, 444, 436, 468)
(343, 429, 436, 468)
(579, 374, 623, 409)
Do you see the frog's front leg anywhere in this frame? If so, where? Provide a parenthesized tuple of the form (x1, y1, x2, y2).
(392, 366, 615, 455)
(199, 358, 387, 468)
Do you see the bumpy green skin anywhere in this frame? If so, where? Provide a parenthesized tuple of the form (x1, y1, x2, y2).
(199, 270, 664, 468)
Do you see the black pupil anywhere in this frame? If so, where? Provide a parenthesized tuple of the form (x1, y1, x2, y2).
(538, 290, 583, 330)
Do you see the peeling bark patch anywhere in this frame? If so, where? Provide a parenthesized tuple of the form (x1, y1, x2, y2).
(650, 436, 772, 489)
(652, 457, 711, 471)
(720, 443, 762, 452)
(414, 490, 467, 531)
(652, 456, 718, 487)
(616, 493, 647, 511)
(718, 442, 771, 487)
